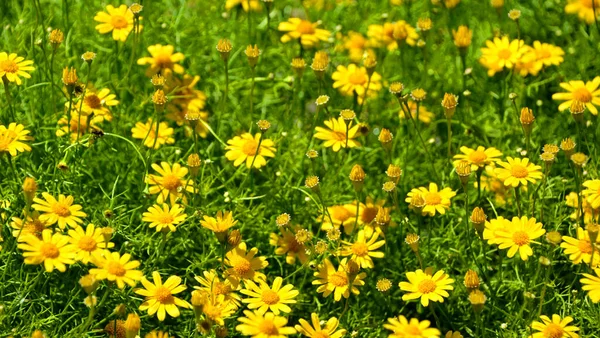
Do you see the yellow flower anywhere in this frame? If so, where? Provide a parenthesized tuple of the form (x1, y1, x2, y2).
(200, 210, 237, 235)
(532, 41, 564, 67)
(269, 227, 309, 265)
(367, 21, 418, 50)
(495, 157, 543, 187)
(195, 291, 237, 326)
(405, 183, 457, 216)
(331, 64, 382, 104)
(137, 44, 185, 77)
(560, 227, 600, 267)
(493, 216, 546, 260)
(319, 204, 356, 232)
(241, 276, 299, 315)
(226, 0, 261, 12)
(453, 146, 503, 171)
(80, 87, 119, 121)
(142, 203, 187, 232)
(236, 310, 297, 337)
(225, 133, 277, 169)
(514, 46, 543, 77)
(399, 100, 435, 123)
(278, 18, 331, 48)
(194, 269, 241, 308)
(391, 20, 420, 46)
(0, 123, 33, 156)
(342, 31, 370, 63)
(565, 0, 600, 24)
(56, 112, 102, 142)
(529, 314, 579, 338)
(452, 26, 472, 48)
(312, 258, 366, 302)
(565, 191, 599, 224)
(399, 269, 454, 307)
(94, 4, 140, 41)
(482, 216, 510, 245)
(17, 229, 76, 272)
(552, 77, 600, 115)
(145, 330, 170, 338)
(32, 192, 87, 229)
(10, 215, 49, 241)
(581, 268, 600, 302)
(314, 117, 361, 152)
(384, 315, 441, 338)
(90, 251, 143, 289)
(479, 36, 524, 76)
(224, 242, 269, 284)
(0, 52, 34, 85)
(134, 271, 192, 321)
(295, 313, 346, 338)
(131, 118, 175, 149)
(583, 179, 600, 209)
(147, 162, 195, 205)
(340, 230, 385, 269)
(67, 224, 114, 263)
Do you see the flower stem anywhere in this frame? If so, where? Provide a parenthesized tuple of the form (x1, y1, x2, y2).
(2, 77, 15, 122)
(514, 187, 522, 217)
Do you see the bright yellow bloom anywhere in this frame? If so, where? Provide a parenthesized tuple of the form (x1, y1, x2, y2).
(495, 157, 543, 187)
(312, 258, 366, 302)
(142, 203, 187, 232)
(453, 146, 503, 171)
(529, 314, 579, 338)
(147, 162, 195, 205)
(56, 112, 103, 142)
(67, 224, 114, 263)
(295, 313, 346, 338)
(565, 0, 600, 24)
(90, 251, 143, 289)
(340, 230, 385, 269)
(583, 179, 600, 209)
(482, 216, 510, 245)
(581, 268, 600, 302)
(367, 21, 418, 50)
(405, 183, 457, 216)
(479, 37, 524, 76)
(331, 64, 382, 104)
(32, 192, 87, 229)
(17, 229, 76, 272)
(515, 46, 543, 77)
(398, 100, 435, 123)
(399, 269, 454, 307)
(135, 271, 192, 321)
(384, 315, 441, 338)
(226, 0, 261, 12)
(492, 216, 545, 260)
(560, 227, 600, 267)
(224, 242, 269, 285)
(241, 276, 299, 315)
(195, 291, 237, 326)
(278, 18, 331, 48)
(532, 41, 564, 67)
(194, 269, 241, 308)
(94, 4, 140, 41)
(565, 191, 599, 224)
(200, 210, 237, 235)
(225, 133, 277, 169)
(10, 215, 50, 241)
(319, 204, 356, 232)
(79, 87, 119, 121)
(342, 31, 370, 62)
(269, 226, 309, 265)
(137, 44, 185, 77)
(131, 118, 175, 149)
(552, 77, 600, 115)
(314, 117, 361, 152)
(236, 310, 297, 337)
(0, 52, 34, 85)
(0, 123, 33, 156)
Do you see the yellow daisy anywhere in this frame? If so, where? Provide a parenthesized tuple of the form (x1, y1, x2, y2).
(147, 162, 195, 205)
(532, 41, 564, 67)
(236, 310, 297, 337)
(137, 44, 185, 77)
(56, 113, 102, 142)
(583, 179, 600, 209)
(515, 47, 543, 77)
(552, 77, 600, 115)
(340, 230, 385, 269)
(479, 36, 524, 76)
(0, 123, 34, 156)
(494, 216, 545, 260)
(565, 0, 600, 24)
(405, 183, 457, 216)
(453, 146, 503, 171)
(269, 227, 309, 265)
(226, 0, 261, 12)
(90, 251, 143, 289)
(134, 271, 192, 321)
(399, 100, 435, 124)
(581, 268, 600, 302)
(278, 18, 331, 48)
(224, 242, 269, 284)
(560, 227, 600, 267)
(384, 315, 441, 338)
(94, 4, 139, 42)
(482, 216, 510, 245)
(295, 313, 346, 338)
(32, 192, 87, 229)
(225, 133, 277, 169)
(195, 291, 237, 326)
(200, 210, 237, 237)
(67, 224, 114, 264)
(0, 52, 35, 85)
(17, 229, 76, 272)
(131, 118, 175, 149)
(10, 215, 50, 241)
(241, 276, 299, 314)
(495, 157, 543, 187)
(312, 258, 366, 302)
(342, 31, 370, 63)
(142, 203, 187, 232)
(194, 269, 241, 308)
(367, 21, 418, 50)
(399, 269, 454, 307)
(565, 191, 599, 225)
(80, 87, 119, 122)
(319, 204, 356, 232)
(331, 64, 382, 103)
(314, 117, 361, 152)
(146, 331, 170, 338)
(529, 314, 579, 338)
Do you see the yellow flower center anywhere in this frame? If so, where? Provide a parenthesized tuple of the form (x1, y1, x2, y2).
(84, 95, 102, 109)
(348, 71, 367, 85)
(40, 242, 60, 259)
(203, 303, 222, 320)
(158, 213, 174, 224)
(333, 131, 347, 142)
(424, 192, 442, 205)
(468, 150, 487, 164)
(0, 59, 19, 73)
(578, 239, 593, 254)
(212, 281, 231, 296)
(154, 286, 174, 303)
(417, 279, 437, 294)
(510, 164, 529, 178)
(242, 139, 259, 156)
(498, 49, 512, 60)
(537, 49, 552, 59)
(296, 20, 316, 34)
(259, 319, 279, 335)
(261, 290, 280, 305)
(287, 237, 301, 252)
(106, 261, 127, 276)
(78, 236, 97, 252)
(512, 231, 530, 246)
(404, 325, 423, 335)
(111, 15, 129, 29)
(52, 202, 71, 217)
(232, 257, 252, 276)
(361, 207, 378, 224)
(161, 174, 181, 190)
(24, 219, 45, 238)
(329, 271, 348, 287)
(542, 323, 564, 338)
(351, 242, 369, 256)
(573, 87, 592, 103)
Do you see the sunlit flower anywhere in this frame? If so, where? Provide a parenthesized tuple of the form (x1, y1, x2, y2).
(0, 123, 33, 156)
(319, 204, 356, 233)
(312, 258, 366, 301)
(314, 117, 361, 152)
(79, 87, 119, 122)
(236, 310, 297, 337)
(10, 215, 49, 241)
(529, 314, 579, 338)
(482, 216, 510, 245)
(340, 230, 385, 269)
(32, 193, 87, 229)
(0, 52, 34, 85)
(582, 179, 600, 209)
(532, 41, 564, 67)
(581, 268, 600, 302)
(94, 5, 139, 41)
(225, 133, 277, 169)
(399, 100, 435, 123)
(142, 203, 187, 232)
(367, 21, 418, 50)
(405, 183, 456, 216)
(384, 315, 441, 338)
(241, 276, 298, 315)
(194, 269, 241, 308)
(560, 227, 600, 267)
(270, 226, 309, 265)
(331, 64, 382, 103)
(399, 269, 454, 307)
(453, 146, 503, 171)
(17, 229, 75, 272)
(479, 37, 524, 76)
(295, 313, 346, 338)
(552, 77, 600, 115)
(342, 31, 370, 62)
(493, 216, 545, 260)
(135, 271, 192, 321)
(495, 157, 543, 187)
(90, 251, 143, 289)
(67, 224, 114, 263)
(137, 44, 185, 77)
(278, 18, 331, 48)
(147, 162, 194, 205)
(565, 192, 599, 224)
(225, 242, 269, 284)
(131, 118, 175, 149)
(565, 0, 600, 24)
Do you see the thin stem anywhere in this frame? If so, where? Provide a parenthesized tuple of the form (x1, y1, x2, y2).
(2, 78, 15, 122)
(401, 100, 440, 182)
(447, 118, 452, 158)
(76, 64, 92, 144)
(249, 67, 256, 128)
(514, 187, 522, 217)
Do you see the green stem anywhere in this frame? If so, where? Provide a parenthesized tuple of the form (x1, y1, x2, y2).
(2, 77, 15, 122)
(514, 187, 522, 217)
(447, 118, 452, 158)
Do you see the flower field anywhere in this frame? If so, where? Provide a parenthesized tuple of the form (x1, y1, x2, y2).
(2, 0, 600, 337)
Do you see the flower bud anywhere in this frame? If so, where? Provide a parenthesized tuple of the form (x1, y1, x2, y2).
(22, 177, 37, 205)
(442, 93, 459, 119)
(349, 164, 366, 192)
(470, 207, 486, 238)
(124, 313, 141, 338)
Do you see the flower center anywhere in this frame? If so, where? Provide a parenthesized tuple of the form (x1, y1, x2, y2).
(158, 213, 174, 224)
(578, 239, 593, 254)
(348, 72, 367, 85)
(351, 242, 369, 256)
(297, 20, 315, 34)
(287, 238, 301, 252)
(52, 203, 71, 217)
(106, 261, 127, 276)
(242, 139, 259, 156)
(232, 257, 251, 276)
(161, 174, 181, 190)
(498, 49, 512, 60)
(203, 303, 222, 320)
(259, 320, 279, 335)
(154, 286, 174, 303)
(24, 219, 46, 238)
(111, 15, 128, 29)
(510, 164, 529, 178)
(468, 150, 487, 164)
(261, 290, 281, 305)
(213, 281, 230, 296)
(40, 242, 59, 259)
(84, 95, 102, 109)
(333, 131, 347, 142)
(155, 54, 174, 69)
(512, 231, 530, 246)
(424, 192, 442, 205)
(404, 326, 422, 335)
(417, 279, 437, 294)
(78, 236, 97, 252)
(0, 59, 18, 73)
(573, 87, 592, 103)
(537, 49, 552, 59)
(542, 323, 564, 338)
(329, 272, 348, 287)
(361, 207, 378, 224)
